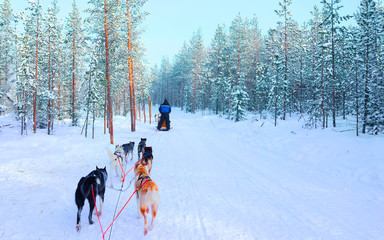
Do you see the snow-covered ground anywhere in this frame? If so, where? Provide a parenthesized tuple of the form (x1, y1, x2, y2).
(0, 108, 383, 240)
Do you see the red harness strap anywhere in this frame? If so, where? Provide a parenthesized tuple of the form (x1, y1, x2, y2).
(91, 179, 149, 240)
(91, 185, 104, 239)
(116, 158, 138, 183)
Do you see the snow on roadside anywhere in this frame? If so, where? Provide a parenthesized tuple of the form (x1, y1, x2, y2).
(0, 109, 383, 240)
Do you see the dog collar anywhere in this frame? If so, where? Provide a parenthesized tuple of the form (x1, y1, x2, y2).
(114, 152, 123, 161)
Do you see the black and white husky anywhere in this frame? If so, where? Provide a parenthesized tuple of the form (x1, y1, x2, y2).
(122, 142, 135, 161)
(137, 138, 147, 160)
(75, 166, 108, 232)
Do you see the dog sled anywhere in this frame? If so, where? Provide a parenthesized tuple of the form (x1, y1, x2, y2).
(157, 120, 172, 131)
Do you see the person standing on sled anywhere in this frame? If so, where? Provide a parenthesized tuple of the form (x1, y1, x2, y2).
(157, 99, 171, 131)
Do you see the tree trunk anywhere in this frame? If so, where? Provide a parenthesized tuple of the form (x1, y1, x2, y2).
(127, 0, 136, 131)
(355, 48, 359, 136)
(192, 56, 198, 113)
(138, 102, 141, 120)
(85, 71, 92, 138)
(51, 40, 56, 133)
(33, 2, 40, 133)
(48, 36, 52, 135)
(331, 0, 336, 128)
(321, 59, 325, 128)
(104, 88, 107, 134)
(72, 17, 76, 126)
(92, 106, 95, 139)
(58, 71, 61, 120)
(105, 0, 113, 144)
(283, 7, 288, 121)
(363, 43, 369, 134)
(275, 63, 279, 127)
(149, 96, 152, 124)
(143, 97, 146, 123)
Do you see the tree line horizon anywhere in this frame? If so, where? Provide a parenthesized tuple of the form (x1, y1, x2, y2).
(0, 0, 383, 140)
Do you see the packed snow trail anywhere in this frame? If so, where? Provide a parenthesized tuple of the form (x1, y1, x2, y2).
(0, 108, 383, 240)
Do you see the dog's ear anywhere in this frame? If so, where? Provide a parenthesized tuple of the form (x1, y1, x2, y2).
(103, 166, 106, 170)
(96, 166, 99, 170)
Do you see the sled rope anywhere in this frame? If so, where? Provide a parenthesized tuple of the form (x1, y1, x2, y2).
(106, 176, 135, 192)
(106, 160, 138, 240)
(91, 184, 104, 238)
(91, 179, 150, 240)
(107, 159, 130, 240)
(117, 158, 136, 183)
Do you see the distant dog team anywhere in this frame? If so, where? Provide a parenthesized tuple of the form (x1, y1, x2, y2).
(75, 138, 158, 236)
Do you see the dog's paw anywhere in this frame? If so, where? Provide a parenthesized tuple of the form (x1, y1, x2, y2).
(144, 227, 148, 236)
(93, 210, 102, 216)
(76, 224, 81, 232)
(89, 219, 94, 225)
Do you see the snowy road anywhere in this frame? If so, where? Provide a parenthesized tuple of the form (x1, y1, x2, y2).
(0, 108, 383, 239)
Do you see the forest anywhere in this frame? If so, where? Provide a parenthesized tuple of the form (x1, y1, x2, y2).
(0, 0, 383, 141)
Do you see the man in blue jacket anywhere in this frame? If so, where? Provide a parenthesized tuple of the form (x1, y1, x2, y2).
(157, 99, 171, 131)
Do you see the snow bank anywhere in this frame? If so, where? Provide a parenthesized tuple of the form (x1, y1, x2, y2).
(0, 109, 383, 239)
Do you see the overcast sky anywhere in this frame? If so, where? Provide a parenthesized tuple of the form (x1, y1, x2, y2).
(12, 0, 361, 67)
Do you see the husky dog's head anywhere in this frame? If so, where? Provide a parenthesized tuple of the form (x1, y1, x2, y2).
(114, 145, 124, 155)
(143, 146, 152, 154)
(96, 166, 108, 183)
(142, 147, 153, 161)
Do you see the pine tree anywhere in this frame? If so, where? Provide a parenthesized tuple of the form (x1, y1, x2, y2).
(305, 6, 324, 129)
(174, 42, 193, 109)
(20, 0, 43, 133)
(207, 24, 230, 115)
(229, 14, 249, 121)
(245, 16, 264, 114)
(0, 0, 16, 114)
(123, 0, 148, 126)
(344, 26, 362, 136)
(189, 29, 205, 114)
(275, 0, 293, 120)
(43, 0, 61, 134)
(65, 0, 85, 127)
(320, 0, 347, 127)
(356, 0, 384, 134)
(266, 28, 284, 126)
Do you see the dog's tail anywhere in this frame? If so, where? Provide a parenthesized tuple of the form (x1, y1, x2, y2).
(146, 184, 160, 205)
(106, 149, 115, 161)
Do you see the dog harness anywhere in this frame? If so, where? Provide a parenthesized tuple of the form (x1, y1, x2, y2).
(142, 152, 153, 159)
(137, 172, 151, 186)
(114, 151, 123, 162)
